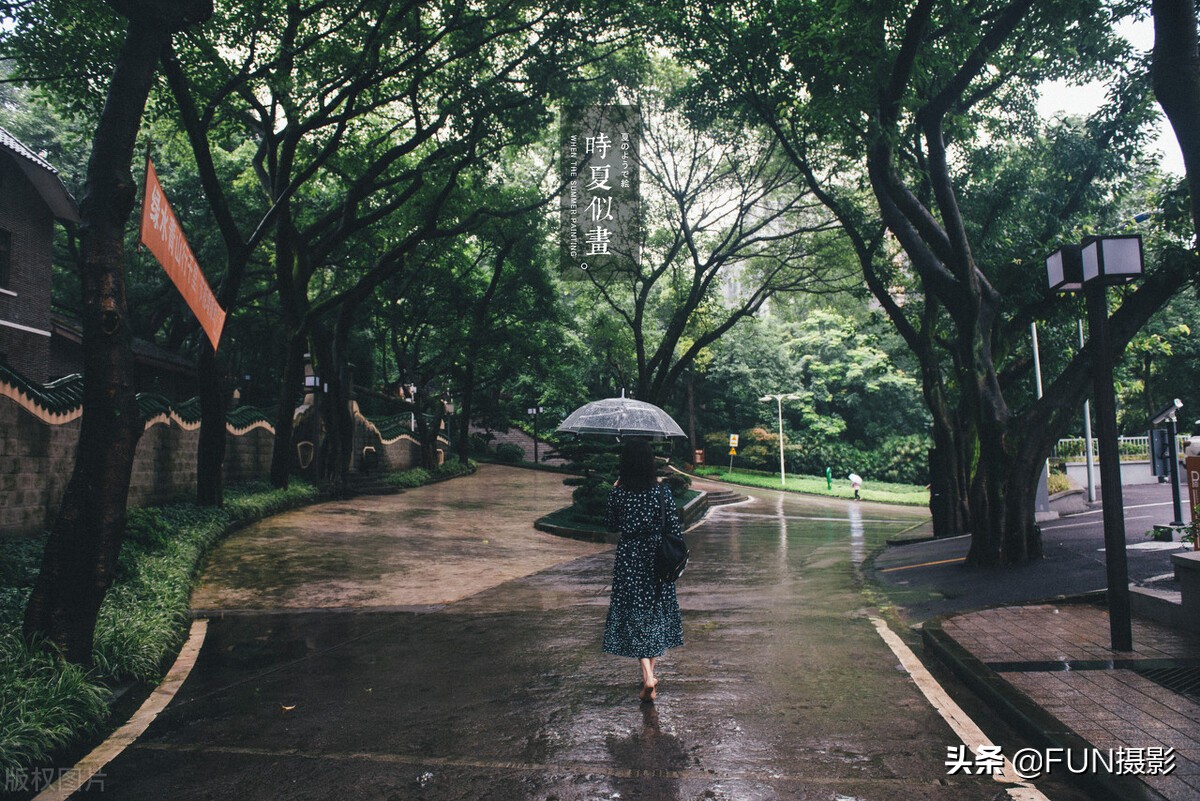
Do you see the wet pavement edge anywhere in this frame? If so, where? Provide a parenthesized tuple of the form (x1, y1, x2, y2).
(921, 614, 1171, 801)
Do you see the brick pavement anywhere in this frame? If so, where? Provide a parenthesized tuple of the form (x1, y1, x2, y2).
(940, 603, 1200, 800)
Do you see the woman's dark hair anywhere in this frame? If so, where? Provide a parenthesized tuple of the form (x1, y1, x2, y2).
(617, 439, 658, 492)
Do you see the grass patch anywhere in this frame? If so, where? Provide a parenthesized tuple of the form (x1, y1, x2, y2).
(0, 631, 109, 774)
(692, 466, 929, 506)
(381, 458, 476, 488)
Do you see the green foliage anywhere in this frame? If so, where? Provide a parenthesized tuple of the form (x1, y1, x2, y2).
(710, 428, 931, 486)
(552, 438, 622, 524)
(663, 471, 691, 499)
(380, 458, 476, 487)
(698, 312, 928, 450)
(1046, 472, 1073, 495)
(385, 467, 433, 488)
(695, 468, 929, 506)
(494, 443, 525, 463)
(788, 434, 933, 487)
(434, 459, 476, 479)
(0, 630, 109, 774)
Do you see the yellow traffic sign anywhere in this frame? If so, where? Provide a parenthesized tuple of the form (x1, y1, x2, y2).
(729, 448, 737, 456)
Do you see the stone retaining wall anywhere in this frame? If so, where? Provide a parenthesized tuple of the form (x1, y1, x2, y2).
(2, 391, 450, 536)
(0, 391, 274, 536)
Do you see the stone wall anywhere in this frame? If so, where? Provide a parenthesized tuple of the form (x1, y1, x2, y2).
(0, 396, 78, 535)
(351, 407, 432, 474)
(0, 391, 275, 537)
(2, 389, 448, 536)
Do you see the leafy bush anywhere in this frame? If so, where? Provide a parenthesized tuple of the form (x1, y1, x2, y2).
(707, 430, 931, 486)
(551, 438, 621, 524)
(435, 458, 476, 478)
(495, 443, 525, 463)
(1046, 471, 1073, 495)
(382, 459, 475, 487)
(385, 467, 432, 488)
(663, 471, 691, 499)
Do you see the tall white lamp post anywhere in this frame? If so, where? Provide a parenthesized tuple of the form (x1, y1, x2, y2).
(760, 393, 801, 488)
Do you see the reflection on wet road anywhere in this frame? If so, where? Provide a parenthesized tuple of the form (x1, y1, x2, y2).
(89, 468, 1021, 800)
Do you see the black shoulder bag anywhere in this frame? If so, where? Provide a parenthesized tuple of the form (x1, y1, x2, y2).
(654, 486, 689, 583)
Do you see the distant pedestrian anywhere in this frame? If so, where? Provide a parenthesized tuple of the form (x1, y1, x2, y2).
(604, 439, 684, 703)
(849, 472, 862, 501)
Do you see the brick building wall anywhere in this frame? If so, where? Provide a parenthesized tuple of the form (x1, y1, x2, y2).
(0, 153, 54, 382)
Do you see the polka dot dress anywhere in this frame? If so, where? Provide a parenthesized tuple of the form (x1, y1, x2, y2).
(603, 482, 684, 659)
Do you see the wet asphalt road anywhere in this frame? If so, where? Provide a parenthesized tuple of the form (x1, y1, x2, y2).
(872, 481, 1194, 623)
(84, 467, 1031, 800)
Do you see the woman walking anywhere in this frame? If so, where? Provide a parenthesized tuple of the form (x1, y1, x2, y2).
(603, 440, 684, 702)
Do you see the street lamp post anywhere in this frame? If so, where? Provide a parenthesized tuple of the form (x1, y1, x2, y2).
(527, 406, 544, 463)
(1046, 235, 1143, 652)
(759, 393, 800, 488)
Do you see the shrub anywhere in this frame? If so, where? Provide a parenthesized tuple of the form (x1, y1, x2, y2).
(662, 471, 691, 499)
(495, 443, 525, 463)
(570, 480, 612, 520)
(435, 458, 476, 478)
(1046, 471, 1073, 495)
(386, 467, 432, 488)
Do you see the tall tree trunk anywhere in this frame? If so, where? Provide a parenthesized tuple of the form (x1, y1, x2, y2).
(322, 312, 358, 490)
(195, 341, 227, 505)
(23, 3, 210, 663)
(921, 363, 970, 537)
(457, 356, 477, 464)
(411, 386, 446, 470)
(1153, 0, 1200, 242)
(269, 332, 306, 488)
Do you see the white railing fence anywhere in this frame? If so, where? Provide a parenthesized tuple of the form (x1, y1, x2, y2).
(1052, 435, 1191, 461)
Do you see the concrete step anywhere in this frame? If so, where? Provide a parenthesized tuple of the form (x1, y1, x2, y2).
(705, 489, 748, 506)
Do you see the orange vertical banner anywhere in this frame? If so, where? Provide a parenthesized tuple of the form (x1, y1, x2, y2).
(138, 157, 226, 350)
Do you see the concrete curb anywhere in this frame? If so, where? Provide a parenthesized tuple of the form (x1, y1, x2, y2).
(922, 614, 1169, 801)
(33, 619, 209, 801)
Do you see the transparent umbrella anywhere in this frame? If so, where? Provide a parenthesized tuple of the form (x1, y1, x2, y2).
(556, 396, 686, 439)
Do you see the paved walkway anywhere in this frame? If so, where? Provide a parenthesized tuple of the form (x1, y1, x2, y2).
(192, 464, 606, 611)
(928, 603, 1200, 801)
(64, 466, 1035, 801)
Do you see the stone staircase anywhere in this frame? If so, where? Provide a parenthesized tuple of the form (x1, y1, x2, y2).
(470, 424, 566, 466)
(703, 487, 748, 506)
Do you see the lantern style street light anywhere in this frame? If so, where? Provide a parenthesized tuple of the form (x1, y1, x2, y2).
(759, 393, 802, 488)
(527, 405, 544, 463)
(1045, 234, 1143, 652)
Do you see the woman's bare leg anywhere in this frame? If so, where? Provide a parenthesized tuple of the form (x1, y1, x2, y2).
(639, 658, 658, 700)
